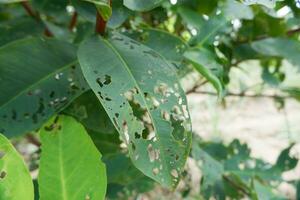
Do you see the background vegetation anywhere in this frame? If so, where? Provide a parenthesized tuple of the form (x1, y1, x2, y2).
(0, 0, 300, 199)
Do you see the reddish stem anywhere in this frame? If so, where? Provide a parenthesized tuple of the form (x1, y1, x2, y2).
(21, 1, 36, 18)
(95, 0, 111, 35)
(21, 1, 53, 37)
(95, 12, 107, 35)
(69, 12, 78, 31)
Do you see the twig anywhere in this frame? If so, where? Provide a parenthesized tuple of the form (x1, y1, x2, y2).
(21, 1, 36, 18)
(26, 134, 41, 147)
(69, 11, 78, 31)
(186, 81, 208, 95)
(20, 1, 53, 37)
(95, 0, 111, 35)
(189, 90, 292, 99)
(95, 12, 107, 35)
(236, 27, 300, 44)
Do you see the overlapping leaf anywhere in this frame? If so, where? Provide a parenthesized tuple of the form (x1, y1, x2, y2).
(83, 0, 112, 21)
(0, 134, 34, 200)
(39, 116, 107, 200)
(124, 0, 164, 11)
(0, 38, 88, 137)
(78, 32, 192, 187)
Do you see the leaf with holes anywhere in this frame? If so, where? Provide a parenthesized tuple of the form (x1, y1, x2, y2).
(0, 134, 34, 200)
(38, 116, 107, 200)
(78, 32, 192, 188)
(184, 48, 224, 97)
(0, 38, 88, 138)
(124, 0, 164, 11)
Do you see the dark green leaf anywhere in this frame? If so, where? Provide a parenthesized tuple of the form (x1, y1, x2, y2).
(0, 38, 88, 137)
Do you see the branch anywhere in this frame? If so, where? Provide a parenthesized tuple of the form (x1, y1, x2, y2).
(236, 27, 300, 44)
(20, 1, 53, 37)
(95, 0, 111, 35)
(186, 80, 208, 95)
(189, 90, 292, 99)
(69, 11, 78, 31)
(95, 12, 107, 35)
(21, 1, 36, 18)
(26, 134, 41, 147)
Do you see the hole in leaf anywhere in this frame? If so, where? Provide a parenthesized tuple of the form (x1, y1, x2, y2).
(0, 171, 6, 179)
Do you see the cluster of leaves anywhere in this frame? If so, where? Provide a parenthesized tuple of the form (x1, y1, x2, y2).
(0, 0, 299, 199)
(191, 137, 298, 199)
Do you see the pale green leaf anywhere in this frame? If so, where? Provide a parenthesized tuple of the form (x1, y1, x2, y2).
(38, 116, 107, 200)
(124, 0, 164, 11)
(0, 38, 88, 137)
(223, 0, 254, 20)
(0, 134, 34, 200)
(78, 32, 192, 188)
(184, 48, 224, 97)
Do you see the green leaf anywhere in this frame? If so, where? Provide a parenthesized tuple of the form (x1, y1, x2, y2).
(192, 142, 224, 190)
(223, 0, 254, 20)
(0, 17, 44, 47)
(252, 180, 283, 200)
(124, 0, 164, 11)
(105, 153, 154, 199)
(0, 38, 88, 137)
(107, 0, 131, 28)
(282, 87, 300, 102)
(32, 0, 68, 14)
(63, 91, 115, 133)
(273, 143, 298, 172)
(0, 134, 34, 200)
(38, 116, 107, 200)
(78, 32, 192, 188)
(178, 7, 227, 45)
(82, 0, 112, 21)
(184, 48, 224, 96)
(0, 0, 25, 3)
(138, 28, 188, 65)
(252, 38, 300, 71)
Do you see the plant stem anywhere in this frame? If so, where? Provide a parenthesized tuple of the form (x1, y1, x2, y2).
(95, 12, 107, 35)
(95, 0, 111, 35)
(20, 1, 53, 37)
(188, 90, 292, 99)
(69, 12, 78, 31)
(21, 1, 36, 18)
